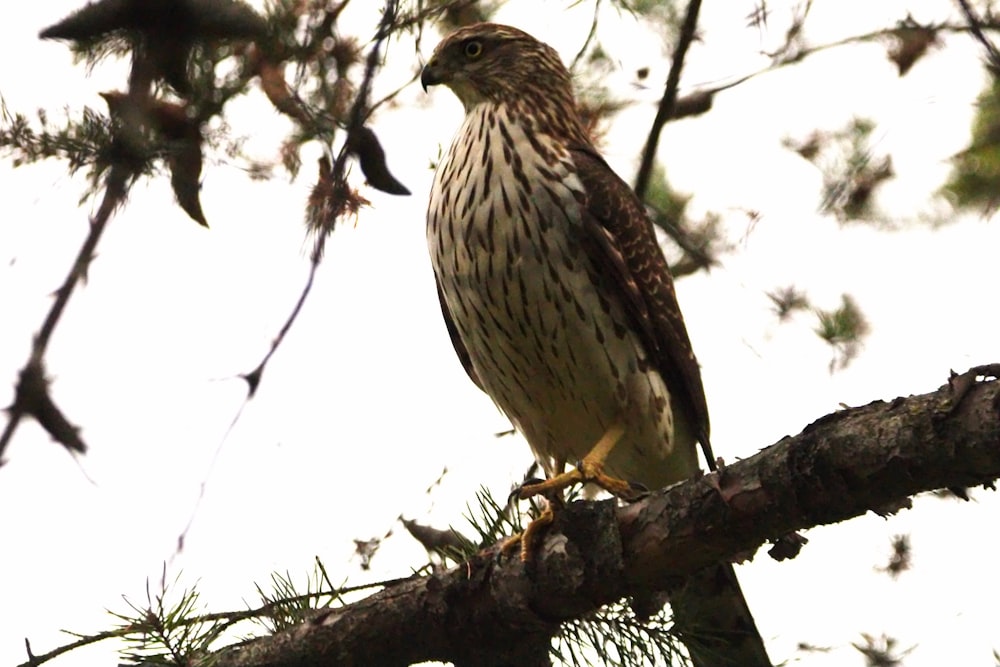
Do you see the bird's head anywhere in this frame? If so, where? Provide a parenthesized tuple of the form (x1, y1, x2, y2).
(421, 23, 576, 115)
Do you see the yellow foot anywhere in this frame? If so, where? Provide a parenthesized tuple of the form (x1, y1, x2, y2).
(500, 503, 556, 562)
(516, 460, 645, 501)
(502, 424, 643, 562)
(515, 424, 645, 502)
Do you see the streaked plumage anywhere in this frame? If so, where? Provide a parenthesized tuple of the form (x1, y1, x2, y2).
(423, 23, 770, 666)
(424, 23, 705, 492)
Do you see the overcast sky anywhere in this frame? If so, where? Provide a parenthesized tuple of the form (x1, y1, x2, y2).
(2, 1, 999, 666)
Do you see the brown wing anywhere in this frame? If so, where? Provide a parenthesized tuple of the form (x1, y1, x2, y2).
(435, 280, 483, 391)
(570, 146, 713, 463)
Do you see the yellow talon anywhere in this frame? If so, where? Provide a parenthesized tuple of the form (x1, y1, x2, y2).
(499, 502, 556, 562)
(500, 424, 646, 563)
(516, 424, 644, 501)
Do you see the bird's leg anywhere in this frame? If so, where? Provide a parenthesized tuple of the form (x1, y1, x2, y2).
(498, 460, 569, 562)
(500, 495, 560, 562)
(501, 425, 640, 562)
(516, 423, 644, 501)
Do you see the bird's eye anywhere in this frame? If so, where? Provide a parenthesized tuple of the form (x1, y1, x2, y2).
(463, 40, 483, 59)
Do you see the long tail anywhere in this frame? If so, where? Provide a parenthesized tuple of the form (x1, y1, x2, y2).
(636, 562, 771, 667)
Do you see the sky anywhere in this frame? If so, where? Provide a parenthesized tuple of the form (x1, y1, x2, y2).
(2, 1, 999, 666)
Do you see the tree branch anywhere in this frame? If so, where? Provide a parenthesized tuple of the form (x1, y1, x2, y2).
(955, 0, 1000, 69)
(195, 370, 1000, 667)
(239, 0, 401, 398)
(634, 0, 702, 202)
(0, 163, 131, 462)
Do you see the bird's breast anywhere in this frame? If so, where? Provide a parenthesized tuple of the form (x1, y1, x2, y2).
(427, 104, 687, 487)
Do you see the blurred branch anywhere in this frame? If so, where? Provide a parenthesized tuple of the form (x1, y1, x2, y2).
(634, 0, 702, 201)
(2, 0, 274, 460)
(569, 0, 602, 72)
(644, 16, 1000, 130)
(630, 11, 1000, 266)
(0, 144, 132, 462)
(955, 0, 1000, 69)
(240, 0, 402, 397)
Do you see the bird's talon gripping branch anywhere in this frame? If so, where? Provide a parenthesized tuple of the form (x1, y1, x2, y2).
(516, 424, 644, 502)
(519, 503, 555, 561)
(498, 502, 556, 562)
(516, 468, 583, 499)
(499, 533, 522, 560)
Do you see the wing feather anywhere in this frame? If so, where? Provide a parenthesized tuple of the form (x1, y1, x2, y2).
(570, 146, 713, 462)
(435, 279, 483, 391)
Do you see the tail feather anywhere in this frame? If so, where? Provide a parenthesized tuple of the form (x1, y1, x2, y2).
(635, 562, 771, 667)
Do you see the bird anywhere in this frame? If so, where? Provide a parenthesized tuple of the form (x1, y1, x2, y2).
(422, 22, 771, 667)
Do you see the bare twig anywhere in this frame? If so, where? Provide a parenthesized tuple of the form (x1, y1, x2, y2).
(240, 0, 401, 398)
(631, 12, 1000, 269)
(0, 165, 131, 461)
(633, 0, 702, 201)
(569, 0, 602, 73)
(955, 0, 1000, 69)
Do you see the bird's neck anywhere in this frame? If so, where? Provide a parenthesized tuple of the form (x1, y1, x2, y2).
(465, 100, 591, 151)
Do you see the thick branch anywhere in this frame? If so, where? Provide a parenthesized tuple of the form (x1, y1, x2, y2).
(205, 374, 1000, 666)
(620, 369, 1000, 586)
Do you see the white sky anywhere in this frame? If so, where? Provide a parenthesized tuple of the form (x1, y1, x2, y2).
(2, 1, 999, 666)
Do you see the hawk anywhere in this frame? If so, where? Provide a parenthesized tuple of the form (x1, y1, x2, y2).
(423, 23, 771, 667)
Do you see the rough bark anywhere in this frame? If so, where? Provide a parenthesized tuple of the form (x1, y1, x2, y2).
(208, 372, 1000, 667)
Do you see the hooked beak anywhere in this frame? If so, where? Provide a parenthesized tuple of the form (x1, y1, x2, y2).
(421, 59, 444, 92)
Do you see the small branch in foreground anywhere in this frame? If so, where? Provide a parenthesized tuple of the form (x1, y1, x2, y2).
(955, 0, 1000, 69)
(0, 165, 130, 462)
(240, 0, 402, 398)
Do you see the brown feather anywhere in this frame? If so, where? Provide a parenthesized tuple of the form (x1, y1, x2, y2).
(435, 279, 483, 390)
(570, 145, 713, 463)
(424, 23, 770, 667)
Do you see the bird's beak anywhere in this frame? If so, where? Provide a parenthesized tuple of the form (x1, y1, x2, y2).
(421, 59, 444, 92)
